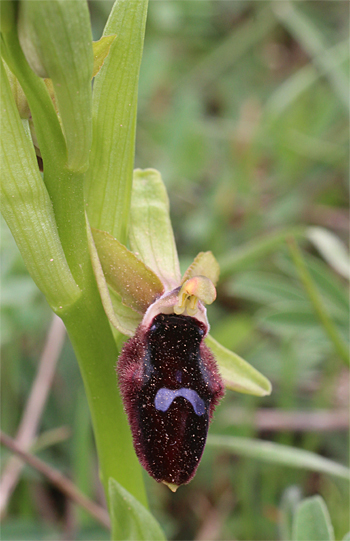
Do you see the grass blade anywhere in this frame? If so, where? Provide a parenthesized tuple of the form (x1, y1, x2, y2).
(273, 2, 349, 110)
(288, 238, 349, 366)
(207, 436, 350, 482)
(218, 227, 306, 279)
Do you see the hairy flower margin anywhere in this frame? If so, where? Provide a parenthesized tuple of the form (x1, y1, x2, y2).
(89, 168, 272, 488)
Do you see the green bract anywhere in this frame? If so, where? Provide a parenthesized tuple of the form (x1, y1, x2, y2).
(85, 2, 149, 244)
(0, 57, 80, 312)
(18, 0, 93, 172)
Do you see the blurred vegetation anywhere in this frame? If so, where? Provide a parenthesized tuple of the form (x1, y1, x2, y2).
(1, 1, 349, 540)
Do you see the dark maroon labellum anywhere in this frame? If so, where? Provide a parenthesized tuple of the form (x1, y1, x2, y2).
(117, 313, 225, 487)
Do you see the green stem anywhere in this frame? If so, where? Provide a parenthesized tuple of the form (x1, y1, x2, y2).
(56, 149, 147, 510)
(52, 169, 92, 290)
(288, 238, 349, 367)
(61, 290, 148, 509)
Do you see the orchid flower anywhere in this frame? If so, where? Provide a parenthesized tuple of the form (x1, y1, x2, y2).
(89, 168, 271, 491)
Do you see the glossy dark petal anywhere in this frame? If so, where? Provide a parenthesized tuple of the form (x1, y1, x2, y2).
(117, 313, 225, 486)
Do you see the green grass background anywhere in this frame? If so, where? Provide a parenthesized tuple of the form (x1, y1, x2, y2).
(1, 1, 349, 540)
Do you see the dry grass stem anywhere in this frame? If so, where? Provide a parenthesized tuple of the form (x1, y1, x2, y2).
(0, 431, 111, 530)
(0, 315, 66, 516)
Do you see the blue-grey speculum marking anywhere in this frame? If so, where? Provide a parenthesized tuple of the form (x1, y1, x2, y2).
(154, 387, 206, 416)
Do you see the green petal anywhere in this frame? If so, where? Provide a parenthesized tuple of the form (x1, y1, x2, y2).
(87, 222, 141, 336)
(18, 0, 93, 172)
(92, 228, 164, 313)
(109, 288, 142, 337)
(92, 35, 116, 77)
(130, 169, 181, 290)
(182, 251, 220, 286)
(205, 334, 272, 396)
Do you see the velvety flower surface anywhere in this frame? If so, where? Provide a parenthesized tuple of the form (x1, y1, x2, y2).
(118, 311, 224, 488)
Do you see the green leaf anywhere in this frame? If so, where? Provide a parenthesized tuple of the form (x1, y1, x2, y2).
(2, 22, 93, 286)
(273, 2, 349, 111)
(1, 17, 86, 271)
(289, 239, 349, 366)
(109, 478, 166, 541)
(1, 21, 67, 177)
(205, 334, 272, 396)
(258, 306, 324, 336)
(85, 0, 148, 244)
(276, 251, 349, 318)
(218, 227, 306, 279)
(17, 0, 93, 172)
(229, 271, 304, 305)
(342, 533, 350, 541)
(264, 39, 349, 119)
(87, 223, 142, 336)
(42, 34, 116, 90)
(292, 496, 334, 541)
(92, 228, 164, 313)
(207, 436, 350, 482)
(182, 251, 220, 286)
(0, 57, 80, 311)
(92, 35, 116, 77)
(129, 169, 181, 290)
